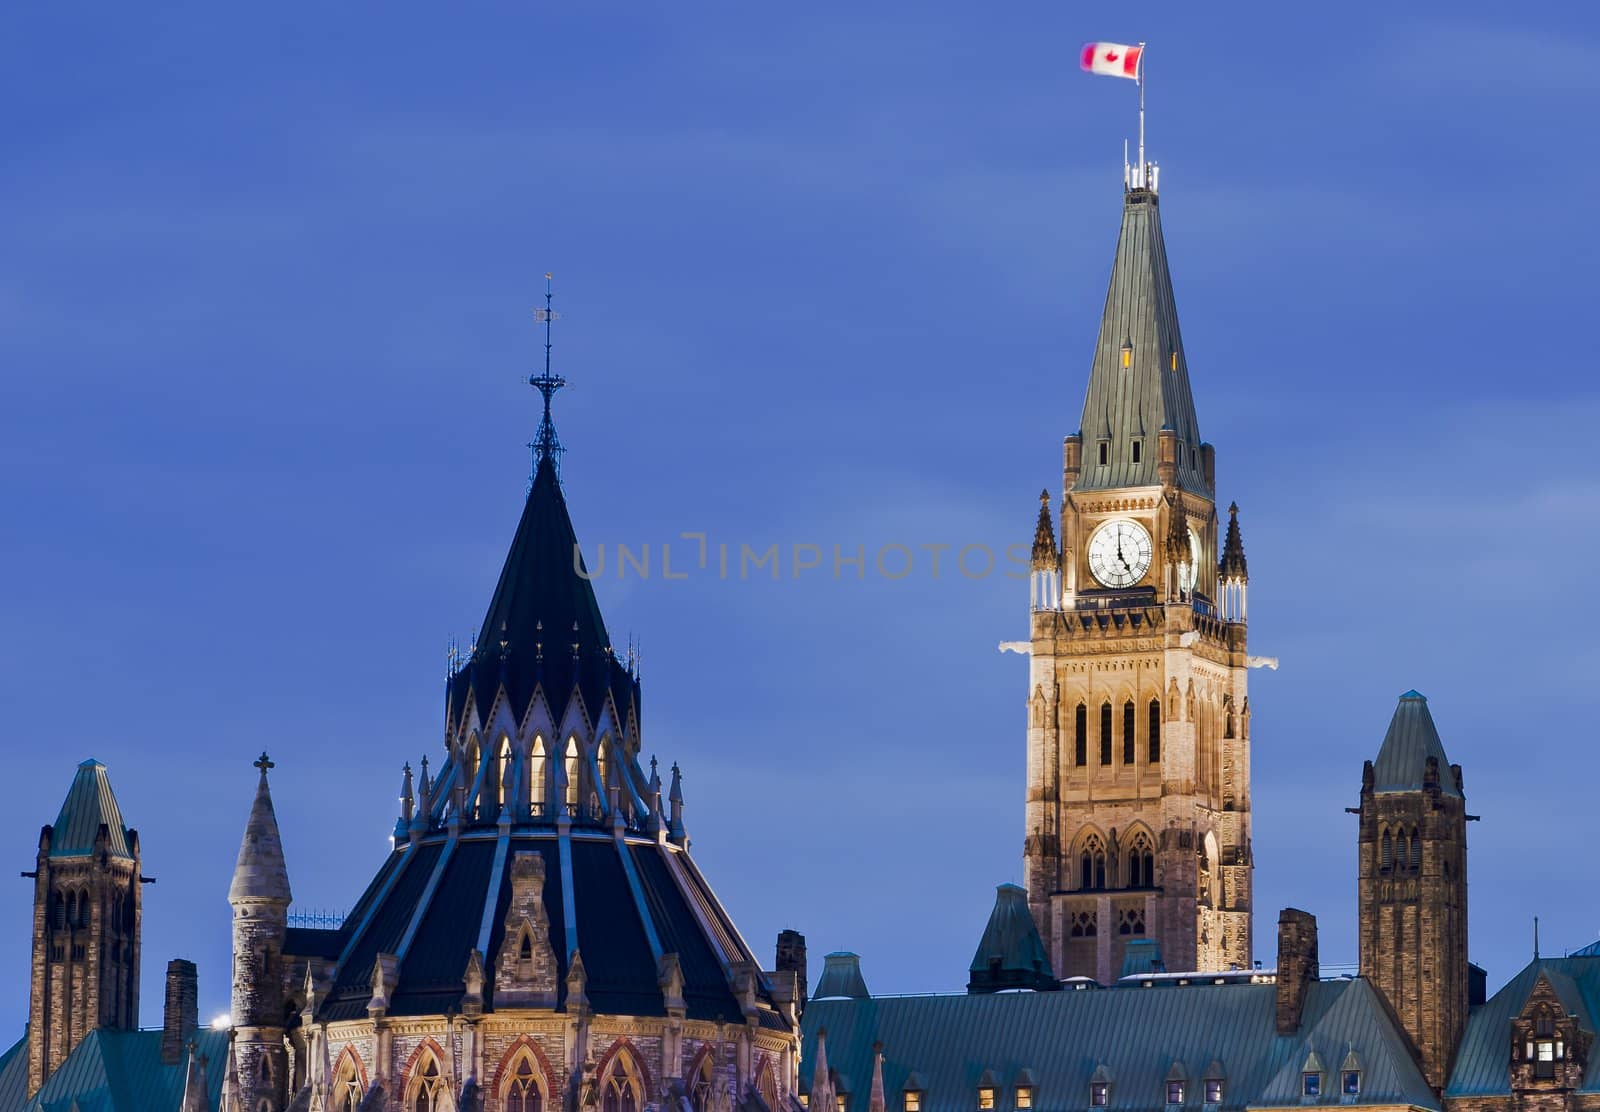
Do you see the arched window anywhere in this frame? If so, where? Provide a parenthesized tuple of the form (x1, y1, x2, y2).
(503, 1052, 543, 1112)
(1148, 699, 1162, 763)
(690, 1052, 715, 1111)
(1099, 702, 1113, 766)
(1080, 834, 1107, 891)
(757, 1061, 779, 1110)
(1127, 831, 1155, 888)
(410, 1054, 450, 1112)
(564, 737, 581, 810)
(601, 1048, 644, 1112)
(530, 736, 548, 815)
(465, 736, 482, 816)
(1074, 703, 1088, 767)
(1409, 827, 1422, 872)
(332, 1054, 364, 1112)
(498, 736, 514, 807)
(1122, 700, 1136, 764)
(597, 736, 612, 804)
(1380, 828, 1393, 872)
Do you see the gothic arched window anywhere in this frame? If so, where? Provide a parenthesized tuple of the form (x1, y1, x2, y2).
(498, 736, 514, 807)
(1409, 827, 1422, 873)
(410, 1055, 449, 1112)
(690, 1052, 715, 1111)
(601, 1049, 644, 1112)
(530, 736, 548, 815)
(1075, 703, 1088, 767)
(1080, 834, 1107, 891)
(332, 1054, 364, 1112)
(1127, 831, 1155, 888)
(597, 736, 612, 805)
(564, 737, 581, 810)
(1380, 827, 1394, 872)
(757, 1061, 779, 1110)
(504, 1052, 543, 1112)
(1149, 699, 1162, 763)
(1122, 700, 1136, 764)
(465, 736, 482, 816)
(1099, 702, 1113, 766)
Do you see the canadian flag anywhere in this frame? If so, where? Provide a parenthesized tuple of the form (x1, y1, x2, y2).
(1080, 41, 1142, 81)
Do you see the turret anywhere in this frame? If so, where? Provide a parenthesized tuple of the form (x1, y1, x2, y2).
(230, 752, 292, 1112)
(1030, 491, 1061, 612)
(1356, 692, 1469, 1091)
(1219, 503, 1248, 622)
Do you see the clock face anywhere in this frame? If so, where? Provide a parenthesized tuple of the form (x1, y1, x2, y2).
(1178, 528, 1200, 592)
(1087, 519, 1154, 588)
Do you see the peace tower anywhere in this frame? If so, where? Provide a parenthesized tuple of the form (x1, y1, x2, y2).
(1022, 164, 1254, 983)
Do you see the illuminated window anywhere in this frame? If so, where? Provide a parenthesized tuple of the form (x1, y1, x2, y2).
(978, 1087, 996, 1110)
(409, 1055, 446, 1112)
(904, 1094, 922, 1112)
(498, 736, 513, 806)
(1016, 1086, 1034, 1109)
(564, 737, 581, 809)
(836, 1096, 848, 1112)
(1204, 1080, 1223, 1104)
(530, 736, 547, 813)
(1121, 340, 1133, 368)
(1167, 1081, 1184, 1105)
(1090, 1082, 1110, 1107)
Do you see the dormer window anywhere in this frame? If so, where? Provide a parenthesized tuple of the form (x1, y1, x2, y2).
(978, 1086, 996, 1110)
(1302, 1073, 1321, 1098)
(1341, 1071, 1361, 1097)
(904, 1093, 922, 1112)
(1098, 440, 1110, 466)
(1167, 1082, 1185, 1105)
(1121, 340, 1133, 368)
(1131, 439, 1143, 464)
(1091, 1082, 1110, 1107)
(1204, 1080, 1223, 1104)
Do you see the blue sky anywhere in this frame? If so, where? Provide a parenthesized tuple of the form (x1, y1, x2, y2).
(3, 2, 1599, 1031)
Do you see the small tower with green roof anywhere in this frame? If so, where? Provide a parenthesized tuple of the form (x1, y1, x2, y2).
(25, 759, 142, 1098)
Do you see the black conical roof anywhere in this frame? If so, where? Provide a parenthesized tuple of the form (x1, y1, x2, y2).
(449, 455, 638, 732)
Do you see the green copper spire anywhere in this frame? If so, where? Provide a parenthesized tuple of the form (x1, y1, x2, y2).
(1074, 187, 1206, 495)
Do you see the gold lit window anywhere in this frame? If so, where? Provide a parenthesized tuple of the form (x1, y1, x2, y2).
(904, 1094, 922, 1112)
(1016, 1086, 1033, 1108)
(978, 1087, 996, 1110)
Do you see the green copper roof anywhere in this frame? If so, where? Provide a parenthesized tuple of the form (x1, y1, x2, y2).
(48, 759, 132, 860)
(0, 1028, 229, 1112)
(968, 884, 1055, 993)
(1074, 188, 1207, 496)
(803, 978, 1436, 1111)
(1372, 691, 1460, 796)
(1448, 956, 1600, 1096)
(815, 953, 871, 1000)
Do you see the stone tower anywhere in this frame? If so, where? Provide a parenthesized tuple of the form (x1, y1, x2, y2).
(1023, 175, 1253, 983)
(25, 759, 142, 1097)
(230, 752, 293, 1112)
(1356, 691, 1468, 1091)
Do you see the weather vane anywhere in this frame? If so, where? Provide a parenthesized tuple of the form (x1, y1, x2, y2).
(528, 271, 568, 482)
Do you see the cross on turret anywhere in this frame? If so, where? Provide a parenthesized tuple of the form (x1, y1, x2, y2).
(254, 752, 274, 773)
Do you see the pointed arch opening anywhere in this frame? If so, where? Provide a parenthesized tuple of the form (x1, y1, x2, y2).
(601, 1045, 646, 1112)
(689, 1047, 716, 1112)
(757, 1058, 779, 1110)
(331, 1048, 367, 1112)
(1074, 703, 1088, 767)
(1099, 701, 1113, 766)
(1078, 832, 1107, 891)
(405, 1045, 454, 1112)
(501, 1047, 546, 1112)
(564, 736, 581, 811)
(530, 735, 548, 816)
(1148, 698, 1162, 763)
(498, 735, 514, 808)
(1122, 699, 1136, 765)
(1127, 828, 1156, 888)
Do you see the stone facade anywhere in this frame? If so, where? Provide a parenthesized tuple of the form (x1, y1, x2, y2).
(24, 791, 142, 1097)
(1358, 754, 1469, 1091)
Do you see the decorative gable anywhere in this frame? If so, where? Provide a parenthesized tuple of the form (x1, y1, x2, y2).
(494, 852, 559, 1007)
(1509, 971, 1592, 1093)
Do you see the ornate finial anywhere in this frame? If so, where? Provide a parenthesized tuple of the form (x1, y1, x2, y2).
(254, 752, 274, 774)
(528, 272, 569, 482)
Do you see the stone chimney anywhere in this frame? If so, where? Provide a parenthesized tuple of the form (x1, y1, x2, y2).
(161, 959, 199, 1065)
(776, 930, 808, 1012)
(1275, 909, 1319, 1036)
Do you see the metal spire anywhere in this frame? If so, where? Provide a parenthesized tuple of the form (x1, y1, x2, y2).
(528, 271, 568, 483)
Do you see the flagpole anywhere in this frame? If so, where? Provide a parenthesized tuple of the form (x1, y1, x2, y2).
(1137, 41, 1146, 186)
